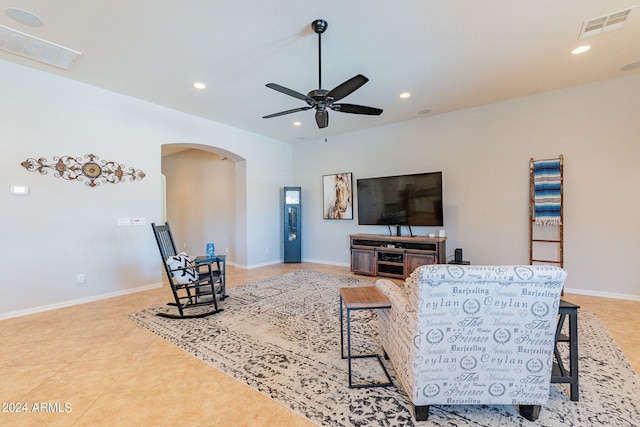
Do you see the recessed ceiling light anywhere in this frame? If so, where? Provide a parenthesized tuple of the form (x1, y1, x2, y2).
(417, 109, 432, 115)
(399, 92, 411, 99)
(571, 45, 591, 55)
(192, 82, 206, 90)
(292, 121, 302, 126)
(5, 8, 43, 27)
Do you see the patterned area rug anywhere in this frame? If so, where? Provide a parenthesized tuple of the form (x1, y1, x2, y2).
(128, 270, 640, 426)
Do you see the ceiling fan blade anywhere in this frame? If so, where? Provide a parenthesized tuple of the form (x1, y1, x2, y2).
(326, 74, 369, 101)
(315, 110, 328, 128)
(332, 103, 383, 115)
(265, 83, 312, 102)
(263, 106, 312, 119)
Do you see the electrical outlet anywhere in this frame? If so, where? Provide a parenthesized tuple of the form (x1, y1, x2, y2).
(77, 274, 85, 284)
(225, 247, 229, 254)
(266, 247, 270, 254)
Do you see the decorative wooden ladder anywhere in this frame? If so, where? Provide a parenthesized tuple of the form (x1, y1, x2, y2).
(529, 155, 564, 268)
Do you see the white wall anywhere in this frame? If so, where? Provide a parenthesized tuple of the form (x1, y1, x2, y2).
(2, 57, 638, 319)
(293, 73, 640, 299)
(162, 150, 237, 262)
(0, 60, 292, 318)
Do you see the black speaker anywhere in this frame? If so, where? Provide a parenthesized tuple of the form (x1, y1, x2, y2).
(455, 248, 463, 263)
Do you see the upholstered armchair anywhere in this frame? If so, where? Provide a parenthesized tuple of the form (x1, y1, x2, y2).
(375, 264, 567, 422)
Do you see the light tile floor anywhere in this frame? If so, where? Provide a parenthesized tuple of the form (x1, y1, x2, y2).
(1, 263, 638, 426)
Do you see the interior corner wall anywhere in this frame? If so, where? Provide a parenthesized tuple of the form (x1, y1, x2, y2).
(0, 59, 291, 318)
(234, 160, 249, 267)
(292, 73, 640, 299)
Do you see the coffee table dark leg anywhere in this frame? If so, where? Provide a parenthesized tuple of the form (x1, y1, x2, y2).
(340, 295, 345, 359)
(347, 306, 353, 387)
(568, 309, 579, 401)
(552, 301, 580, 401)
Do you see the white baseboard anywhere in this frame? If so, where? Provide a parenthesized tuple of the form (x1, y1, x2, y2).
(0, 282, 164, 320)
(302, 258, 350, 268)
(239, 259, 282, 270)
(563, 287, 640, 302)
(237, 258, 349, 270)
(8, 271, 634, 321)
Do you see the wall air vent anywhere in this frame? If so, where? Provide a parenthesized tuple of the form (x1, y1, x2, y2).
(578, 7, 636, 39)
(0, 25, 81, 70)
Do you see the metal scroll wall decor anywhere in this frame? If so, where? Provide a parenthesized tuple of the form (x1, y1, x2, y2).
(21, 154, 145, 187)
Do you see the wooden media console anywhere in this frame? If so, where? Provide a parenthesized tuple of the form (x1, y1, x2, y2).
(349, 233, 446, 279)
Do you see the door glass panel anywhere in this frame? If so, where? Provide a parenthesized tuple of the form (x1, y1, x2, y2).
(285, 190, 300, 204)
(288, 207, 297, 241)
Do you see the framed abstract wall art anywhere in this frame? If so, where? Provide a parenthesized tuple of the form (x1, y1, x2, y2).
(322, 172, 353, 220)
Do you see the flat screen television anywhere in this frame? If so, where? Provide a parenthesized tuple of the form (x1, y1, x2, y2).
(357, 172, 443, 227)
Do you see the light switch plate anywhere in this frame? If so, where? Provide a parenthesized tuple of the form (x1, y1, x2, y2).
(10, 185, 29, 195)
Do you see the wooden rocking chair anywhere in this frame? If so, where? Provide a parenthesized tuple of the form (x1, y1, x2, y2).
(151, 222, 223, 319)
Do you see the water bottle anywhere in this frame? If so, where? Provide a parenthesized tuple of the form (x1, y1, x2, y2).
(206, 243, 215, 258)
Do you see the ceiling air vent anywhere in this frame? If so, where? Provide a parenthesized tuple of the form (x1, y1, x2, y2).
(0, 25, 81, 70)
(578, 7, 636, 39)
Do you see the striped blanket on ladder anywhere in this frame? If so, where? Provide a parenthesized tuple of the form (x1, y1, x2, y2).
(533, 158, 562, 226)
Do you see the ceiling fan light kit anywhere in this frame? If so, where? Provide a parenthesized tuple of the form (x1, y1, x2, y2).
(263, 19, 382, 129)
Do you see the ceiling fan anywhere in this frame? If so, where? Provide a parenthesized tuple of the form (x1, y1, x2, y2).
(263, 19, 383, 129)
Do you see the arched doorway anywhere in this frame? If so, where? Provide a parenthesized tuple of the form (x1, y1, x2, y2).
(161, 143, 246, 266)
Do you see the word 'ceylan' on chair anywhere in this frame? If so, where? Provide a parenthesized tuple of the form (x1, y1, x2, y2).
(375, 264, 567, 422)
(151, 222, 225, 319)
